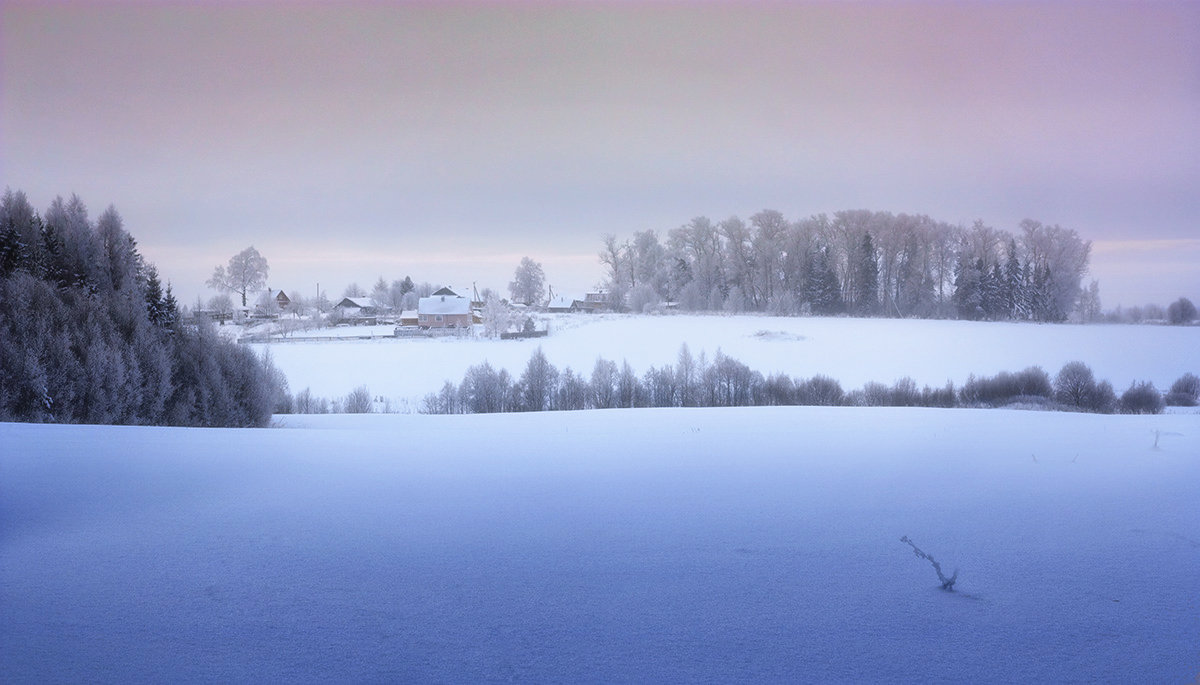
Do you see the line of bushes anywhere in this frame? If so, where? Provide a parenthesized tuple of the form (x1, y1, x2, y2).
(281, 346, 1195, 417)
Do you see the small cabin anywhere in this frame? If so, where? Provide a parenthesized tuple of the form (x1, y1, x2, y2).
(269, 289, 291, 309)
(336, 297, 382, 325)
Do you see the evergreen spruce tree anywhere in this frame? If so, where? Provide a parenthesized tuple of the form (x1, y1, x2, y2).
(1003, 239, 1022, 320)
(162, 283, 180, 330)
(856, 232, 879, 316)
(145, 265, 166, 327)
(1030, 263, 1052, 322)
(0, 220, 24, 278)
(806, 246, 843, 315)
(981, 263, 1005, 319)
(952, 255, 983, 320)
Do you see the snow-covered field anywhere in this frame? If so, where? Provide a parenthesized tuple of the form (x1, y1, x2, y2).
(4, 316, 1198, 681)
(2, 408, 1198, 682)
(254, 314, 1199, 409)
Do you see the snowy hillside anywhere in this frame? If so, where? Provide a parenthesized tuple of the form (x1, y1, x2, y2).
(255, 314, 1199, 409)
(2, 408, 1198, 682)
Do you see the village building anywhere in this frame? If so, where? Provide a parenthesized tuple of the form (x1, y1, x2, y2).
(268, 289, 290, 309)
(336, 297, 383, 325)
(418, 294, 472, 329)
(572, 291, 614, 313)
(547, 294, 576, 313)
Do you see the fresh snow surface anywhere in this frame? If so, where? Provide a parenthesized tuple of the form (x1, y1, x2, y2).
(3, 408, 1199, 682)
(254, 314, 1199, 409)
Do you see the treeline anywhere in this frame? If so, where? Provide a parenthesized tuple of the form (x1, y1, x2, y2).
(0, 189, 285, 426)
(599, 210, 1094, 322)
(411, 346, 1196, 416)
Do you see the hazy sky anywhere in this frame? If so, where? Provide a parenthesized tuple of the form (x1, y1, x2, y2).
(3, 1, 1198, 307)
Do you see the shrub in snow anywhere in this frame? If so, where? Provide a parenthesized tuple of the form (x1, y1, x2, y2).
(919, 382, 958, 408)
(900, 536, 958, 591)
(1165, 373, 1199, 407)
(1119, 381, 1164, 415)
(1091, 380, 1118, 414)
(1053, 361, 1113, 412)
(293, 388, 329, 414)
(796, 375, 844, 406)
(762, 373, 795, 406)
(1166, 297, 1196, 325)
(961, 366, 1051, 407)
(343, 386, 373, 414)
(890, 377, 920, 406)
(860, 381, 891, 406)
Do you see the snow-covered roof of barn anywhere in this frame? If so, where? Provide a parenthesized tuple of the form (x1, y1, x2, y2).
(418, 295, 470, 315)
(338, 297, 376, 309)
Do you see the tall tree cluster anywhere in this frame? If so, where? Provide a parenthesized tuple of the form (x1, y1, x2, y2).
(599, 210, 1092, 322)
(0, 189, 283, 426)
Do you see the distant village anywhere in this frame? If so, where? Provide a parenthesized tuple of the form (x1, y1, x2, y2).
(191, 284, 618, 340)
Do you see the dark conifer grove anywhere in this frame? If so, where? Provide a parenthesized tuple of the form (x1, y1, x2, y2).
(0, 189, 284, 426)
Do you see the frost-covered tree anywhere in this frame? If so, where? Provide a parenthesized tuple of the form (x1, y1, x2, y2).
(509, 256, 546, 306)
(1077, 280, 1102, 323)
(1020, 220, 1091, 322)
(555, 367, 591, 411)
(460, 361, 507, 413)
(482, 292, 512, 338)
(145, 265, 168, 328)
(518, 346, 557, 411)
(628, 283, 659, 313)
(583, 358, 613, 409)
(1, 190, 283, 427)
(370, 277, 390, 309)
(208, 246, 269, 307)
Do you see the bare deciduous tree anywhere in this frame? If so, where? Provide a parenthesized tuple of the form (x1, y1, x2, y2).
(208, 246, 269, 307)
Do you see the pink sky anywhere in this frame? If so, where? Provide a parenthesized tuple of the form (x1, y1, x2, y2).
(2, 1, 1197, 307)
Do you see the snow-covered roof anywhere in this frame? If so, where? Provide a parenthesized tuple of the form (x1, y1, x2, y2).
(432, 286, 460, 297)
(419, 296, 470, 315)
(400, 310, 418, 319)
(338, 297, 377, 309)
(547, 295, 575, 309)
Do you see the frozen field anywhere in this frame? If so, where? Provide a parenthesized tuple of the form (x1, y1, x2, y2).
(254, 314, 1199, 409)
(2, 408, 1198, 682)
